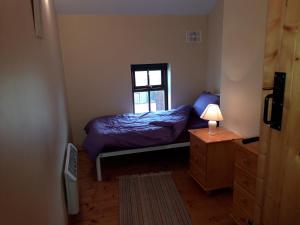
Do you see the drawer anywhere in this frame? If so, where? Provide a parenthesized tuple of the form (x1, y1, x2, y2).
(233, 184, 255, 218)
(232, 204, 254, 225)
(190, 152, 206, 172)
(235, 166, 257, 196)
(190, 161, 206, 185)
(190, 134, 207, 156)
(235, 146, 258, 176)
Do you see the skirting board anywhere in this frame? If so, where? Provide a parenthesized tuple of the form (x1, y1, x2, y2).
(96, 142, 190, 181)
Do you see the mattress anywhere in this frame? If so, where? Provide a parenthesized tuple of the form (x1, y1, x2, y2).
(83, 105, 195, 160)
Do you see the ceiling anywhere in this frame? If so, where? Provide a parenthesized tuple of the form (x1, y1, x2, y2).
(54, 0, 217, 15)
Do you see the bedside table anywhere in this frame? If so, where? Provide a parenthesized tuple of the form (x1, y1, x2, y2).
(189, 127, 242, 191)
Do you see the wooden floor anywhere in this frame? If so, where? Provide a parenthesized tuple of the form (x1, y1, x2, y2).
(70, 148, 235, 225)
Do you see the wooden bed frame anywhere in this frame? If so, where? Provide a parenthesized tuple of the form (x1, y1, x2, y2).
(96, 142, 190, 181)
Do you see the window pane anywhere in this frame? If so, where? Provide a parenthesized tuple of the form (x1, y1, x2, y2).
(135, 71, 148, 87)
(134, 92, 149, 113)
(149, 70, 162, 86)
(150, 91, 165, 112)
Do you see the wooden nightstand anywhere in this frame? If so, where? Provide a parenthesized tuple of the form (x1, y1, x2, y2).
(189, 127, 242, 191)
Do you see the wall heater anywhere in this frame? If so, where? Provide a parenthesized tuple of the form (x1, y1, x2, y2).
(64, 143, 79, 215)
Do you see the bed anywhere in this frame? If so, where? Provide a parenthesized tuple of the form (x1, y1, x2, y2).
(83, 91, 220, 180)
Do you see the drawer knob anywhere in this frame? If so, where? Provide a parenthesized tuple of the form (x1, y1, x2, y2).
(247, 219, 254, 225)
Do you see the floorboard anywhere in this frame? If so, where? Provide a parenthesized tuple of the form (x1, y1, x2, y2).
(70, 148, 235, 225)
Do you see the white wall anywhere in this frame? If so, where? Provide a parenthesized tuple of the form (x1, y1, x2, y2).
(58, 15, 207, 144)
(206, 0, 224, 93)
(0, 1, 69, 225)
(220, 0, 267, 138)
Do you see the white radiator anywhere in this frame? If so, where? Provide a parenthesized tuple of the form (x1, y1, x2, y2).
(64, 143, 79, 215)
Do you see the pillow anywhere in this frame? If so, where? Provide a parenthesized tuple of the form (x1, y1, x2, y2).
(193, 92, 220, 117)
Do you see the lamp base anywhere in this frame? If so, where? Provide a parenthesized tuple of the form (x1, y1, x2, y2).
(208, 121, 217, 135)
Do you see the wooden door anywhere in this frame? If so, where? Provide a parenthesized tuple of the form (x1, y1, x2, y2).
(255, 0, 300, 225)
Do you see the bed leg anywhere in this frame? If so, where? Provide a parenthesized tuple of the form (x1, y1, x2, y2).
(96, 156, 102, 181)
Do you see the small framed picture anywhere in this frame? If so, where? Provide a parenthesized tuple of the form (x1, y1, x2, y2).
(31, 0, 43, 38)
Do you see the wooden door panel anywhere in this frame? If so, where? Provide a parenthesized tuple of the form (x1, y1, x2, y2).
(278, 1, 300, 224)
(258, 1, 287, 224)
(258, 0, 300, 225)
(263, 0, 287, 89)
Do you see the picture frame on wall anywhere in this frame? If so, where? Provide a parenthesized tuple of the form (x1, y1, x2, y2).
(31, 0, 43, 38)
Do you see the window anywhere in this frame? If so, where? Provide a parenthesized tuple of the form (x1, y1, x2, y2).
(131, 63, 169, 113)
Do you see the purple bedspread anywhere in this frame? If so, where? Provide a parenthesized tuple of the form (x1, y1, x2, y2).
(83, 105, 193, 160)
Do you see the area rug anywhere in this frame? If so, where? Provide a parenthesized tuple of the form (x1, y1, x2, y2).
(119, 172, 193, 225)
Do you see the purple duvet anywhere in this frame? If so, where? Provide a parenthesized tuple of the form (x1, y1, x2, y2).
(83, 105, 193, 160)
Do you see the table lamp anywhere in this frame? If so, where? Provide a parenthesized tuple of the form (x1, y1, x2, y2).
(200, 104, 223, 135)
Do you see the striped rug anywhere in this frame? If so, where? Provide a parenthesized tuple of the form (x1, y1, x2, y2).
(119, 172, 193, 225)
